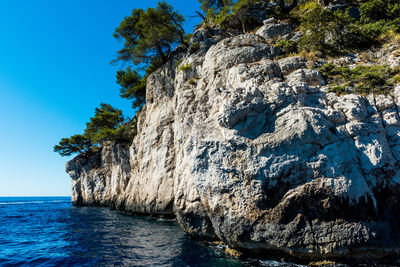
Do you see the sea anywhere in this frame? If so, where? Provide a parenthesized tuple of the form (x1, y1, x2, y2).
(0, 197, 303, 266)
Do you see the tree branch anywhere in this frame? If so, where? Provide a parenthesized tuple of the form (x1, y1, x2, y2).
(168, 14, 189, 47)
(156, 43, 168, 63)
(195, 11, 207, 21)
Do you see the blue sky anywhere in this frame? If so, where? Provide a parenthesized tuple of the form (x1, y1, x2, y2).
(0, 0, 200, 196)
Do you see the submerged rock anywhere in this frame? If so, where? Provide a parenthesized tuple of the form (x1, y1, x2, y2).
(67, 28, 400, 261)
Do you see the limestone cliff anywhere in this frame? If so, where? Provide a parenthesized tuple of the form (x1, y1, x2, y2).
(66, 24, 400, 260)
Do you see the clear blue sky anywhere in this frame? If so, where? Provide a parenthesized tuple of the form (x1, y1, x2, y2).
(0, 0, 200, 196)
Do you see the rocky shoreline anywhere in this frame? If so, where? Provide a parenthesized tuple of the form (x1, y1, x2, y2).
(67, 21, 400, 263)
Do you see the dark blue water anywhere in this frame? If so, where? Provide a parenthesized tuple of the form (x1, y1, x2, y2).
(0, 197, 302, 266)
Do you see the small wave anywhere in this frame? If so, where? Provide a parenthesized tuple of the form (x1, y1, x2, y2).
(258, 259, 307, 267)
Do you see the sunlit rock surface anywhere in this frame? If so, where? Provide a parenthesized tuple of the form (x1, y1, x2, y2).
(67, 29, 400, 260)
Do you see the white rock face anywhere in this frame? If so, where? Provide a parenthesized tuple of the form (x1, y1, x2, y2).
(67, 31, 400, 259)
(256, 21, 292, 40)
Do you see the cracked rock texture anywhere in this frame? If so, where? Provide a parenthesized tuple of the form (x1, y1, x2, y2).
(67, 29, 400, 259)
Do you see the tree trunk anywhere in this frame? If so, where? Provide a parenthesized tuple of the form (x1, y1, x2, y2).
(156, 44, 168, 64)
(168, 15, 189, 48)
(195, 11, 207, 21)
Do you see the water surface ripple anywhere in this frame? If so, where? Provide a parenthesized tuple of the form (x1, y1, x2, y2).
(0, 197, 301, 266)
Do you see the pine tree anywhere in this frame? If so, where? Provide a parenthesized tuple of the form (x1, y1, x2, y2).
(113, 1, 188, 66)
(116, 68, 146, 108)
(54, 104, 135, 157)
(53, 134, 92, 156)
(84, 103, 124, 144)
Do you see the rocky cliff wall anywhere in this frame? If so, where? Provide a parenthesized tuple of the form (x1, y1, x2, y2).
(66, 25, 400, 260)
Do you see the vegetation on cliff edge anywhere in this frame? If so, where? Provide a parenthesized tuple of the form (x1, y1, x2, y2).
(56, 0, 400, 157)
(320, 63, 400, 95)
(113, 1, 189, 109)
(54, 104, 137, 156)
(55, 1, 188, 156)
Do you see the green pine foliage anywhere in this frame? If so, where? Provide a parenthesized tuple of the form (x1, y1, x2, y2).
(113, 1, 187, 66)
(276, 40, 298, 55)
(298, 0, 400, 55)
(199, 0, 233, 15)
(319, 63, 400, 95)
(189, 42, 200, 54)
(113, 1, 189, 109)
(177, 63, 192, 72)
(299, 5, 356, 54)
(54, 134, 92, 157)
(110, 116, 138, 144)
(56, 2, 190, 157)
(360, 0, 400, 23)
(202, 0, 264, 32)
(116, 68, 147, 108)
(203, 0, 299, 32)
(214, 0, 260, 32)
(54, 104, 137, 157)
(202, 0, 400, 54)
(84, 104, 125, 144)
(56, 0, 400, 157)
